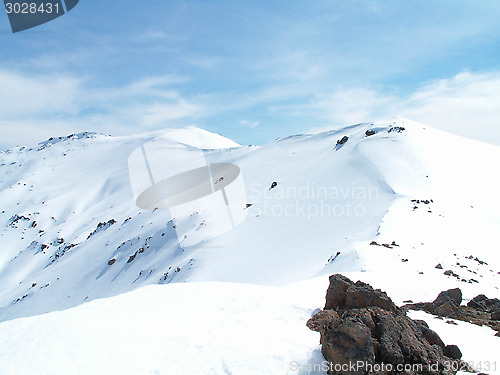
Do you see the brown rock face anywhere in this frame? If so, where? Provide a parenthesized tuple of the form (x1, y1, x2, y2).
(324, 274, 352, 310)
(417, 324, 445, 349)
(433, 301, 461, 317)
(433, 288, 462, 307)
(345, 281, 397, 312)
(309, 274, 465, 375)
(406, 289, 500, 336)
(320, 310, 376, 371)
(443, 345, 462, 360)
(324, 274, 396, 312)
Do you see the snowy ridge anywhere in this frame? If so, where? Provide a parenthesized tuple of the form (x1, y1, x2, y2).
(0, 119, 499, 374)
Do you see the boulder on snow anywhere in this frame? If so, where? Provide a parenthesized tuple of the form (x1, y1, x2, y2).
(405, 288, 463, 318)
(466, 295, 500, 315)
(334, 136, 349, 150)
(324, 274, 396, 312)
(406, 290, 500, 336)
(337, 136, 349, 145)
(467, 294, 488, 310)
(433, 288, 462, 307)
(310, 274, 463, 375)
(443, 345, 462, 360)
(365, 129, 376, 137)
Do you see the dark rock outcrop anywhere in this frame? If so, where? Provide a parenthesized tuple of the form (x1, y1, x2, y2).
(467, 295, 500, 314)
(337, 136, 349, 145)
(335, 136, 349, 150)
(443, 345, 462, 360)
(405, 288, 462, 318)
(324, 274, 396, 312)
(418, 324, 445, 349)
(434, 288, 462, 307)
(406, 290, 500, 337)
(309, 274, 465, 375)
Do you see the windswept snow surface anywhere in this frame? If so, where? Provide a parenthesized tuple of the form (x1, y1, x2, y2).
(0, 119, 499, 374)
(0, 280, 327, 375)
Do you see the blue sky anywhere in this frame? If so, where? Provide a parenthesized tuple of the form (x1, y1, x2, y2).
(1, 0, 500, 147)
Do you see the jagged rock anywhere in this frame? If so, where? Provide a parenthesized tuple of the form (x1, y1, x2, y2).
(418, 325, 445, 348)
(324, 274, 396, 312)
(310, 305, 455, 375)
(434, 301, 461, 317)
(443, 270, 459, 278)
(406, 291, 500, 335)
(405, 288, 462, 318)
(444, 345, 462, 360)
(307, 310, 340, 332)
(337, 136, 349, 145)
(485, 298, 500, 312)
(467, 298, 486, 310)
(345, 281, 396, 312)
(269, 181, 278, 190)
(435, 263, 443, 269)
(365, 129, 376, 136)
(324, 274, 352, 310)
(467, 294, 500, 314)
(318, 310, 375, 372)
(414, 319, 429, 328)
(127, 252, 137, 263)
(311, 274, 460, 375)
(389, 126, 406, 133)
(433, 288, 462, 307)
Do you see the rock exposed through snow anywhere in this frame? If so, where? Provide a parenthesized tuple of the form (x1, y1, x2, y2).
(308, 274, 470, 375)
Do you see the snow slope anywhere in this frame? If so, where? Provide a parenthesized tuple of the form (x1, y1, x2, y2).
(0, 280, 326, 375)
(0, 277, 497, 375)
(0, 118, 499, 374)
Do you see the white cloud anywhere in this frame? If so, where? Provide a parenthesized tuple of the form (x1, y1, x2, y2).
(1, 67, 500, 149)
(399, 72, 500, 145)
(0, 70, 205, 148)
(0, 70, 82, 116)
(240, 120, 259, 128)
(302, 71, 500, 146)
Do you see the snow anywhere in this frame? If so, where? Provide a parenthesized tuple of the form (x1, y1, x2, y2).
(0, 118, 499, 374)
(0, 279, 329, 375)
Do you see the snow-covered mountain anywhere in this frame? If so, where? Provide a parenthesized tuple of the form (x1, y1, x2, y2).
(0, 118, 499, 374)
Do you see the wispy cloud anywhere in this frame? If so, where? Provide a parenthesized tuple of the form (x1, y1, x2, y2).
(239, 120, 260, 129)
(302, 71, 500, 146)
(0, 70, 82, 116)
(2, 67, 500, 149)
(2, 1, 500, 148)
(0, 70, 206, 148)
